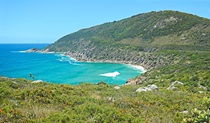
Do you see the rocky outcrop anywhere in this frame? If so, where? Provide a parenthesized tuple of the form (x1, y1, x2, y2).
(136, 84, 158, 92)
(199, 85, 207, 91)
(114, 86, 120, 90)
(63, 50, 177, 71)
(25, 48, 39, 52)
(25, 48, 54, 53)
(32, 80, 43, 83)
(125, 78, 138, 85)
(180, 110, 189, 114)
(167, 81, 183, 90)
(150, 84, 159, 90)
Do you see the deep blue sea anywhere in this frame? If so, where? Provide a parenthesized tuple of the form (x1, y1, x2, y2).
(0, 44, 143, 85)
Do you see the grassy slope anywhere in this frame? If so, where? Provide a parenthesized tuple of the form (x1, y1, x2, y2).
(0, 78, 209, 122)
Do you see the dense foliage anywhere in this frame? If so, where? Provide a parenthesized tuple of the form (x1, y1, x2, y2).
(132, 50, 210, 92)
(183, 97, 210, 122)
(46, 10, 210, 52)
(0, 78, 209, 122)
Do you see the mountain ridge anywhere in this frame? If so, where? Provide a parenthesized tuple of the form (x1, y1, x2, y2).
(47, 10, 210, 52)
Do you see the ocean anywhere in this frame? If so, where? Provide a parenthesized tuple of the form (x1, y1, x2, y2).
(0, 44, 144, 85)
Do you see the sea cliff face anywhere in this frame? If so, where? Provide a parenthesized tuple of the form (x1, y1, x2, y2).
(62, 49, 177, 70)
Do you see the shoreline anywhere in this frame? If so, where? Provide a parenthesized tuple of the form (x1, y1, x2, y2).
(126, 64, 147, 73)
(22, 48, 147, 73)
(62, 52, 147, 73)
(25, 49, 147, 73)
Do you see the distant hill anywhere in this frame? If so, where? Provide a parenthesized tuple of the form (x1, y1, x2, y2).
(46, 10, 210, 88)
(45, 10, 210, 68)
(46, 10, 210, 52)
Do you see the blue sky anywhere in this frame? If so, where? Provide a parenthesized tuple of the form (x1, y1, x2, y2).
(0, 0, 210, 43)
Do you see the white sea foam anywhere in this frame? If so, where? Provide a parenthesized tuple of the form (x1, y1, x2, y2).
(65, 55, 77, 61)
(56, 53, 77, 62)
(39, 51, 55, 54)
(58, 59, 63, 62)
(57, 56, 81, 66)
(100, 71, 120, 78)
(11, 51, 26, 53)
(126, 64, 147, 73)
(55, 54, 63, 57)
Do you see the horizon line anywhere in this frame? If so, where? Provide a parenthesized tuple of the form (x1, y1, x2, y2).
(0, 43, 52, 44)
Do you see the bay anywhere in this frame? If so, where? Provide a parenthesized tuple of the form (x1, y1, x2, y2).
(0, 44, 143, 85)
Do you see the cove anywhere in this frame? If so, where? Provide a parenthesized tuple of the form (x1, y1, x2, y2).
(0, 44, 144, 85)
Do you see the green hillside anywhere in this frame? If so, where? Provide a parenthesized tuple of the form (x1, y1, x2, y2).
(47, 10, 210, 53)
(46, 10, 210, 88)
(46, 10, 210, 69)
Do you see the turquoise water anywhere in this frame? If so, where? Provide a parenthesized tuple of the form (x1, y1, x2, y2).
(0, 44, 143, 85)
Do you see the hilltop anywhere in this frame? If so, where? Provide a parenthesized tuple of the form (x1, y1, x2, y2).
(47, 10, 210, 52)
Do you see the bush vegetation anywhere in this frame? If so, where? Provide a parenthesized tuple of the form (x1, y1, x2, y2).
(0, 77, 209, 122)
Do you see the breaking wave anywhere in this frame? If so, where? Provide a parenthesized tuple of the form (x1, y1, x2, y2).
(100, 71, 120, 78)
(57, 55, 81, 65)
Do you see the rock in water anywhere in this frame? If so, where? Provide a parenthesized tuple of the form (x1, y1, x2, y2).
(25, 48, 39, 52)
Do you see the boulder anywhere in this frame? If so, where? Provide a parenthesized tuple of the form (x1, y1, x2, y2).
(12, 81, 17, 84)
(136, 87, 151, 92)
(167, 81, 183, 90)
(106, 97, 115, 102)
(180, 110, 189, 114)
(150, 84, 158, 90)
(32, 80, 43, 83)
(114, 86, 120, 90)
(199, 85, 207, 91)
(136, 84, 159, 92)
